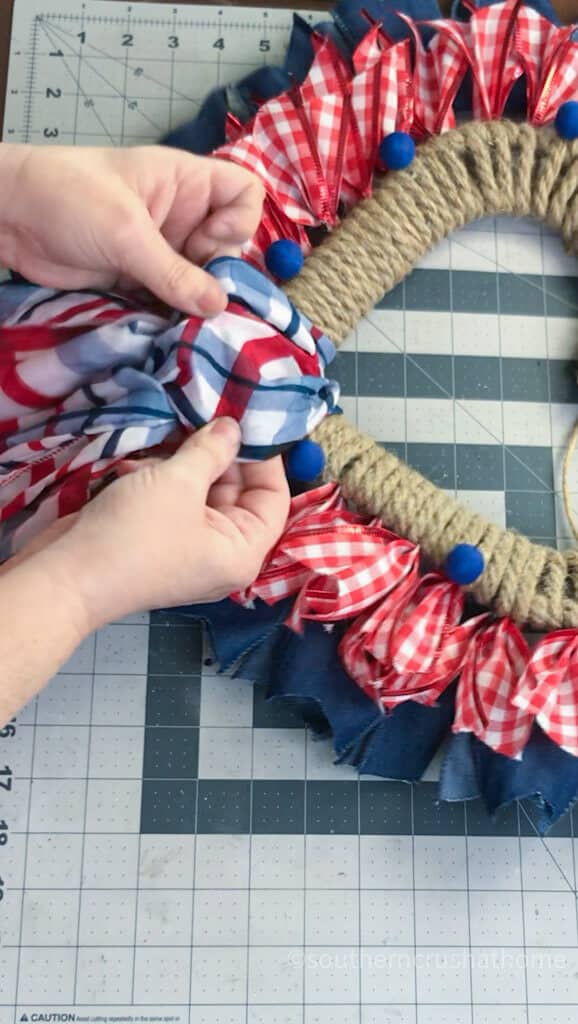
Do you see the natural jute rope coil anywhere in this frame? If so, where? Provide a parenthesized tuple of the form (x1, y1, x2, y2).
(285, 120, 578, 631)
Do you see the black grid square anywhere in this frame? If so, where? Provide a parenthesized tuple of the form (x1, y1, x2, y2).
(148, 624, 203, 675)
(146, 676, 201, 727)
(306, 782, 359, 835)
(197, 780, 251, 834)
(466, 798, 519, 837)
(252, 781, 305, 834)
(359, 781, 412, 835)
(413, 782, 466, 836)
(143, 727, 199, 779)
(140, 780, 196, 834)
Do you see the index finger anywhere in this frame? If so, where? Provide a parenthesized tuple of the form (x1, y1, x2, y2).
(185, 160, 265, 262)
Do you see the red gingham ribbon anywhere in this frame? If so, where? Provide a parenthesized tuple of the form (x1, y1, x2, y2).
(398, 13, 455, 136)
(244, 196, 312, 269)
(235, 483, 578, 760)
(216, 0, 578, 268)
(343, 28, 414, 199)
(301, 32, 351, 103)
(514, 630, 578, 756)
(233, 482, 418, 632)
(516, 17, 578, 124)
(284, 523, 417, 632)
(340, 573, 487, 709)
(423, 0, 522, 121)
(233, 482, 348, 606)
(453, 618, 533, 758)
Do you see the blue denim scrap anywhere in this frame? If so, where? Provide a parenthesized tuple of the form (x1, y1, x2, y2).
(163, 13, 314, 155)
(175, 596, 578, 833)
(441, 727, 578, 834)
(163, 0, 565, 158)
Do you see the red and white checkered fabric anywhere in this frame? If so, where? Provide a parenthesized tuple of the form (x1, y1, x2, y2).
(453, 618, 533, 759)
(235, 485, 578, 760)
(424, 0, 523, 121)
(392, 573, 466, 674)
(424, 22, 472, 122)
(215, 0, 577, 265)
(221, 89, 347, 227)
(301, 33, 351, 103)
(529, 25, 578, 125)
(513, 7, 555, 120)
(233, 482, 348, 606)
(344, 32, 414, 199)
(338, 559, 419, 684)
(340, 572, 487, 709)
(514, 629, 578, 756)
(233, 481, 419, 631)
(285, 525, 417, 632)
(244, 197, 312, 270)
(398, 13, 454, 136)
(467, 0, 526, 119)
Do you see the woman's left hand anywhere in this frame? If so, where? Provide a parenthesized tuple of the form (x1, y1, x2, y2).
(0, 143, 264, 316)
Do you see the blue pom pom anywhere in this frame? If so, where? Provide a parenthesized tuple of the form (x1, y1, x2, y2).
(444, 544, 485, 586)
(286, 439, 325, 482)
(379, 131, 416, 171)
(555, 101, 578, 140)
(265, 239, 304, 281)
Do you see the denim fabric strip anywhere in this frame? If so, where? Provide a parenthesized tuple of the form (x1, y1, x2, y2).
(264, 620, 381, 755)
(177, 599, 578, 832)
(439, 732, 481, 801)
(332, 0, 443, 47)
(441, 727, 578, 833)
(177, 597, 292, 671)
(350, 685, 456, 781)
(473, 726, 578, 834)
(163, 66, 292, 154)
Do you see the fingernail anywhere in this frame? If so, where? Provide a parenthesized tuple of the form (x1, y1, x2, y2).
(208, 417, 241, 447)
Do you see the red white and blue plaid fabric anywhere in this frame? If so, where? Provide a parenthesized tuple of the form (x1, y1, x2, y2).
(217, 0, 578, 265)
(0, 258, 338, 561)
(241, 483, 578, 760)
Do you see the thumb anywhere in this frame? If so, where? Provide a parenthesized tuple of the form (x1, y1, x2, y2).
(168, 418, 242, 491)
(118, 215, 227, 316)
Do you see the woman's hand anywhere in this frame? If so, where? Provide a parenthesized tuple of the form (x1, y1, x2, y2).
(0, 419, 289, 725)
(0, 143, 264, 315)
(27, 418, 290, 629)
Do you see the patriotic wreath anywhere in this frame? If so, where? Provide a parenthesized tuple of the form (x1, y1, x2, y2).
(2, 0, 578, 830)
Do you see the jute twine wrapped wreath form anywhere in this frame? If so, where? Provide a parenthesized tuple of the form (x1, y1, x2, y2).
(285, 120, 578, 632)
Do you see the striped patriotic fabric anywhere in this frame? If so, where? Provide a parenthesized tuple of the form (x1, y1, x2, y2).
(0, 257, 338, 561)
